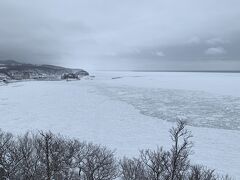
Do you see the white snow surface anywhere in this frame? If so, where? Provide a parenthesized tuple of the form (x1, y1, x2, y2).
(0, 71, 240, 178)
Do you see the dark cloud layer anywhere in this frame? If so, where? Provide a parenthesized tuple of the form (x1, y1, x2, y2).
(0, 0, 240, 70)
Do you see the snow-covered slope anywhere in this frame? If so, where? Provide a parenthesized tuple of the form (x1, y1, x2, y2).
(0, 71, 240, 178)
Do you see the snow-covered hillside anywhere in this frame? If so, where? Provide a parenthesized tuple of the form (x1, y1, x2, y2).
(0, 60, 89, 81)
(0, 71, 240, 178)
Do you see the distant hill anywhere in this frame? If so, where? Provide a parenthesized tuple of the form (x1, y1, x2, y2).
(0, 60, 23, 65)
(0, 60, 89, 81)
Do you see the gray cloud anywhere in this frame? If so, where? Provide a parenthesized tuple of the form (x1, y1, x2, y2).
(155, 51, 165, 57)
(206, 38, 227, 45)
(205, 47, 226, 55)
(0, 0, 240, 70)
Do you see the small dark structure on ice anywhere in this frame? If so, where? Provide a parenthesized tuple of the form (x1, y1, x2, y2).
(61, 71, 89, 80)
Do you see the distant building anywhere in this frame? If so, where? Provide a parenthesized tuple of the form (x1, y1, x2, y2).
(61, 73, 79, 80)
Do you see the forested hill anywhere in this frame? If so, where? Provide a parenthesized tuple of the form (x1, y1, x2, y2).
(0, 60, 89, 81)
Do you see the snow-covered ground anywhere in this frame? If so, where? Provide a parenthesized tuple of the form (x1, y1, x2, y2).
(0, 71, 240, 178)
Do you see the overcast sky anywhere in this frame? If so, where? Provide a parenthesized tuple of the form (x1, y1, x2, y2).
(1, 0, 240, 70)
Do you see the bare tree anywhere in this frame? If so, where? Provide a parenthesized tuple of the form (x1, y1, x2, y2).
(0, 130, 23, 180)
(187, 165, 234, 180)
(35, 131, 77, 180)
(75, 143, 118, 180)
(187, 165, 217, 180)
(58, 139, 80, 180)
(139, 148, 169, 180)
(15, 132, 41, 180)
(0, 130, 13, 179)
(120, 157, 147, 180)
(165, 121, 193, 180)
